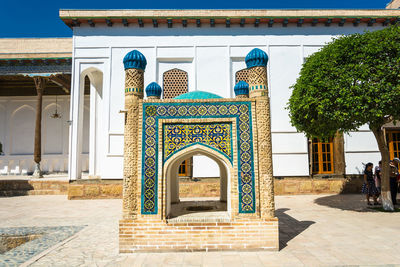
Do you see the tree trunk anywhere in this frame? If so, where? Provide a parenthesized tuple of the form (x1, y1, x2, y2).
(372, 127, 394, 211)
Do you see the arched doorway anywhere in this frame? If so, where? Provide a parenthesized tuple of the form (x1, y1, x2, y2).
(163, 144, 230, 220)
(69, 66, 103, 179)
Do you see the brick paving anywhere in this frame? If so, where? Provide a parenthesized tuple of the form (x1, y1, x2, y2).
(0, 194, 400, 266)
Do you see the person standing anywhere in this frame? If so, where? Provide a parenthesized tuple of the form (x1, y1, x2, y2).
(362, 162, 379, 206)
(374, 160, 382, 198)
(389, 158, 400, 205)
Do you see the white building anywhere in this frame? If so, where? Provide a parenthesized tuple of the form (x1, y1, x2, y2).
(1, 8, 400, 180)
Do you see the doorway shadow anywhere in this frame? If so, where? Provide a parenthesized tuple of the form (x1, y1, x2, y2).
(314, 194, 384, 212)
(276, 208, 315, 249)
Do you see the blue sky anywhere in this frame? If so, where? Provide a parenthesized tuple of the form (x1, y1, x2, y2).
(0, 0, 392, 38)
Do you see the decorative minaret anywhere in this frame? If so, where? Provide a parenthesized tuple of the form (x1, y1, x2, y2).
(122, 50, 147, 219)
(145, 82, 162, 100)
(245, 48, 275, 219)
(234, 81, 249, 98)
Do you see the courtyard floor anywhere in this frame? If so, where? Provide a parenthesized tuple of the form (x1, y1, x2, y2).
(0, 194, 400, 267)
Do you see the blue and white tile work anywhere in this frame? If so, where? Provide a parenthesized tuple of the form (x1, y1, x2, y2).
(141, 101, 256, 215)
(163, 123, 233, 162)
(0, 225, 85, 266)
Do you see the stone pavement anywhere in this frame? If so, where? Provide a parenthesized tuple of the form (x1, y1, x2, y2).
(0, 194, 400, 266)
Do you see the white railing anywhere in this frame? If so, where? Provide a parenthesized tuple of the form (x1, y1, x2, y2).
(0, 154, 88, 175)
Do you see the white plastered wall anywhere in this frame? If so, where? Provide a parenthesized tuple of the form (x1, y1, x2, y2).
(69, 23, 386, 178)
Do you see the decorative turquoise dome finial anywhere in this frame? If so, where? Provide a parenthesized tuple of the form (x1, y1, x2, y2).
(123, 50, 147, 70)
(245, 48, 268, 68)
(234, 81, 249, 96)
(145, 82, 162, 98)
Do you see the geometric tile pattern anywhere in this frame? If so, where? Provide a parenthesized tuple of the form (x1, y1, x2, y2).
(125, 68, 144, 95)
(163, 123, 232, 162)
(235, 68, 249, 84)
(248, 66, 267, 91)
(0, 225, 85, 266)
(142, 101, 255, 214)
(163, 68, 188, 99)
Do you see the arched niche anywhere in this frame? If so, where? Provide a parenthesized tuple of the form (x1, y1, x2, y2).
(163, 144, 231, 219)
(82, 67, 103, 176)
(71, 65, 103, 178)
(10, 105, 35, 155)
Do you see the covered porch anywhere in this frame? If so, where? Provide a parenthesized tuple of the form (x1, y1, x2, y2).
(0, 38, 91, 178)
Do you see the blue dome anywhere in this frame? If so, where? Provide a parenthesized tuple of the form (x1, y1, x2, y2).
(174, 91, 223, 100)
(234, 81, 249, 96)
(245, 48, 268, 68)
(123, 50, 147, 70)
(145, 82, 162, 97)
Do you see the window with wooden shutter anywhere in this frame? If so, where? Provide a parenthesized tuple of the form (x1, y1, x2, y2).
(311, 138, 334, 174)
(387, 130, 400, 160)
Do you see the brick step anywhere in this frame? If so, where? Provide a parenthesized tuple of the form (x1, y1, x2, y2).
(27, 189, 64, 195)
(0, 189, 65, 197)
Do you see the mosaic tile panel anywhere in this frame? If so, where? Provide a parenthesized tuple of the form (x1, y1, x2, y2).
(0, 225, 85, 266)
(163, 123, 232, 162)
(142, 101, 255, 214)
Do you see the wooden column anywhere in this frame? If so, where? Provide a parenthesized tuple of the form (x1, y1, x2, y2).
(33, 77, 47, 178)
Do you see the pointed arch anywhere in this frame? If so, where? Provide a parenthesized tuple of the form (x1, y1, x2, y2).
(43, 102, 64, 155)
(10, 105, 35, 155)
(162, 144, 232, 219)
(70, 64, 103, 179)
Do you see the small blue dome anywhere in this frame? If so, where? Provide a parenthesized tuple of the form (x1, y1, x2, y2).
(123, 50, 147, 70)
(174, 91, 223, 100)
(245, 48, 268, 68)
(234, 81, 249, 96)
(145, 82, 162, 97)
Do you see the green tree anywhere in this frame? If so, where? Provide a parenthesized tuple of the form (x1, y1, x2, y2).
(288, 25, 400, 211)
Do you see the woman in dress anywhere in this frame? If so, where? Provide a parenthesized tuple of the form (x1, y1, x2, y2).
(362, 162, 379, 206)
(374, 160, 382, 198)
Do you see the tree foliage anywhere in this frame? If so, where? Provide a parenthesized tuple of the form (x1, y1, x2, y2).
(288, 25, 400, 138)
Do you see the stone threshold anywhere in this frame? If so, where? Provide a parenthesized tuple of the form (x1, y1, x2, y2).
(167, 212, 231, 223)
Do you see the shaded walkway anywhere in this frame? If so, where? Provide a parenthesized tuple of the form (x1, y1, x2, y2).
(315, 193, 399, 212)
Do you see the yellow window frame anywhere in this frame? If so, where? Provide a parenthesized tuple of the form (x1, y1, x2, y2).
(178, 160, 188, 176)
(387, 130, 400, 160)
(312, 138, 334, 174)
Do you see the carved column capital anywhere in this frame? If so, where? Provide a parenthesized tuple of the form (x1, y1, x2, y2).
(33, 76, 48, 93)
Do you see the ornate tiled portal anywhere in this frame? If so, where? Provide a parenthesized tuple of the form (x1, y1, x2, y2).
(142, 102, 255, 214)
(119, 48, 279, 252)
